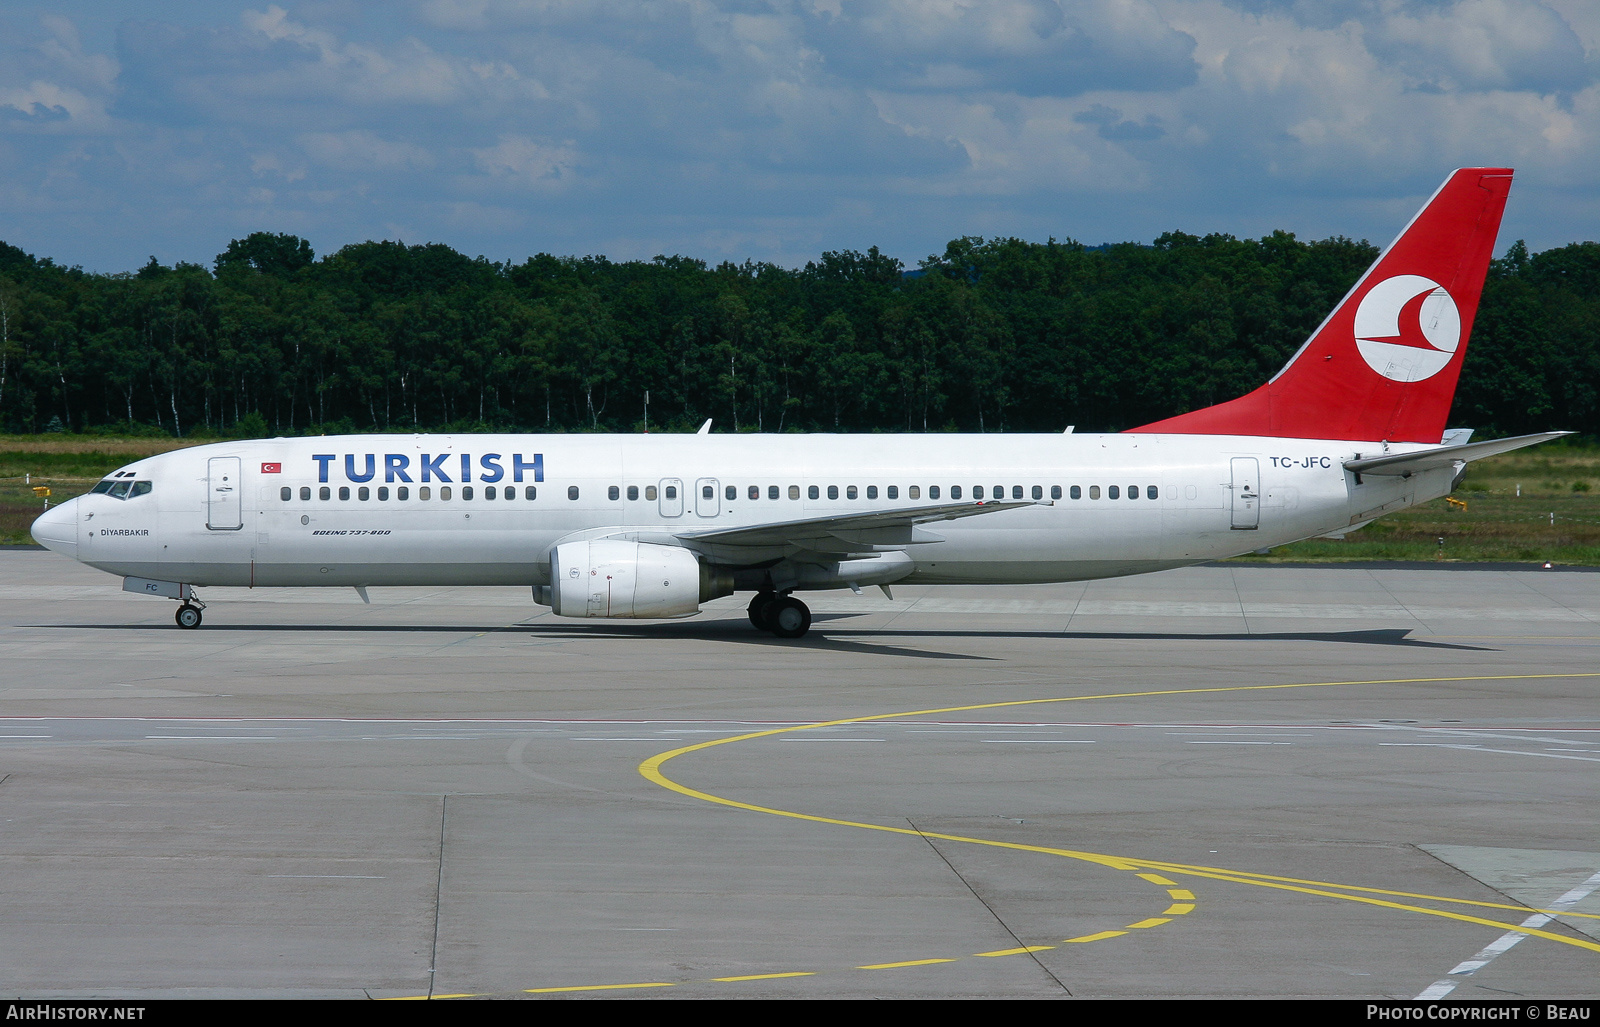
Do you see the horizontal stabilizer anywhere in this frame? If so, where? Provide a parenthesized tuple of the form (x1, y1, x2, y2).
(1344, 432, 1570, 476)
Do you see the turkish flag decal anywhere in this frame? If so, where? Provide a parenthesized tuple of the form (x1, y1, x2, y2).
(261, 463, 282, 473)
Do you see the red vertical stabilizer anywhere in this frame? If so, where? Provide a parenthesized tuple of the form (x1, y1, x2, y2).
(1128, 168, 1513, 443)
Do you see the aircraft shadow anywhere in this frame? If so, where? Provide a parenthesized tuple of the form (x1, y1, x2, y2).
(37, 622, 1492, 655)
(519, 621, 1493, 653)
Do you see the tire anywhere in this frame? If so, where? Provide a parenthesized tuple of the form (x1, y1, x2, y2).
(770, 597, 811, 639)
(747, 592, 777, 630)
(175, 605, 202, 629)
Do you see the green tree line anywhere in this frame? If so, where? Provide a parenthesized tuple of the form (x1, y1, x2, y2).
(0, 229, 1594, 439)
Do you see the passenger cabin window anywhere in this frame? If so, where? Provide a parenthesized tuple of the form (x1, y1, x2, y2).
(320, 486, 331, 500)
(664, 485, 675, 499)
(647, 485, 659, 501)
(1128, 485, 1138, 499)
(1089, 486, 1100, 499)
(808, 485, 819, 499)
(1148, 485, 1159, 499)
(1108, 486, 1119, 499)
(928, 485, 939, 499)
(1032, 485, 1043, 500)
(358, 486, 370, 501)
(339, 487, 350, 501)
(440, 486, 452, 500)
(486, 486, 497, 500)
(866, 485, 877, 499)
(568, 486, 580, 500)
(846, 485, 857, 500)
(726, 485, 736, 501)
(462, 486, 474, 500)
(748, 485, 759, 500)
(628, 485, 639, 501)
(703, 485, 714, 500)
(1051, 486, 1062, 500)
(420, 486, 431, 500)
(300, 486, 311, 500)
(399, 487, 410, 500)
(608, 486, 620, 501)
(887, 485, 898, 499)
(504, 487, 514, 501)
(951, 486, 962, 499)
(1014, 485, 1025, 499)
(525, 486, 536, 500)
(909, 485, 920, 499)
(768, 485, 778, 500)
(1070, 485, 1080, 499)
(789, 485, 800, 500)
(281, 486, 292, 501)
(827, 485, 839, 500)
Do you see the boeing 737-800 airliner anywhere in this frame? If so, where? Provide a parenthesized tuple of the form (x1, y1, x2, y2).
(31, 168, 1565, 638)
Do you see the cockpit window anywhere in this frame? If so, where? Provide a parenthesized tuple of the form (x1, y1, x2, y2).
(92, 479, 151, 500)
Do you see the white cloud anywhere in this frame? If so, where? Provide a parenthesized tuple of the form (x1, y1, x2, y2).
(471, 133, 578, 187)
(0, 15, 118, 133)
(299, 130, 438, 171)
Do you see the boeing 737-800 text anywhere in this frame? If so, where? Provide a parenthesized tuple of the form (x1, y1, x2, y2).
(31, 168, 1565, 638)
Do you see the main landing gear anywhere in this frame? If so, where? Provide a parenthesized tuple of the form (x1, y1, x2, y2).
(747, 591, 812, 639)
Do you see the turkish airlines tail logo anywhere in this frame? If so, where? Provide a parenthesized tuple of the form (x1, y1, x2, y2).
(1125, 167, 1511, 441)
(1353, 274, 1461, 382)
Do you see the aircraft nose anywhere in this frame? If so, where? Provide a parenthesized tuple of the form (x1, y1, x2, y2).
(31, 498, 78, 559)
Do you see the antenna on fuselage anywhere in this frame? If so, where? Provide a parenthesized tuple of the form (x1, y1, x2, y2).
(1063, 425, 1075, 434)
(697, 419, 712, 435)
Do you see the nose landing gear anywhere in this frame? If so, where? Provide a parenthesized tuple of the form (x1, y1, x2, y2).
(174, 593, 206, 629)
(747, 591, 811, 639)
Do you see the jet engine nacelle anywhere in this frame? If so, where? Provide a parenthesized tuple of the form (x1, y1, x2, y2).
(547, 540, 730, 619)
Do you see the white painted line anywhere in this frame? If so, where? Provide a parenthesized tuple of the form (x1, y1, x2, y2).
(981, 739, 1096, 743)
(1416, 868, 1600, 999)
(779, 738, 886, 742)
(571, 738, 682, 742)
(1185, 740, 1291, 745)
(1381, 743, 1600, 763)
(142, 735, 276, 740)
(267, 875, 385, 879)
(0, 735, 52, 738)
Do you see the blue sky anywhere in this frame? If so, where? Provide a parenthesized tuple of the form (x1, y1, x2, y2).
(3, 1, 1597, 272)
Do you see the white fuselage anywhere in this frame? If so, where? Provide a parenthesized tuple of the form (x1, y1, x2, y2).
(39, 432, 1451, 591)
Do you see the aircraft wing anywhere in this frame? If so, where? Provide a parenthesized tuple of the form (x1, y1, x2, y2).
(1344, 431, 1571, 477)
(674, 500, 1042, 556)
